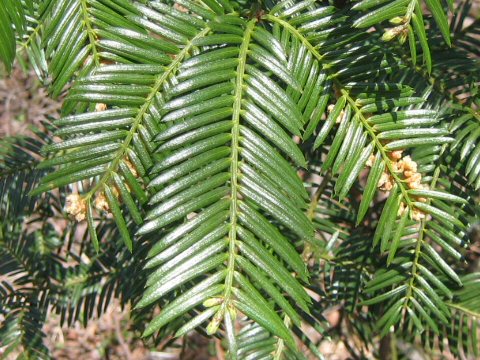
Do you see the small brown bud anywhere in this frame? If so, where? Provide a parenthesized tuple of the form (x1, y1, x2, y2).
(94, 193, 109, 212)
(402, 156, 417, 172)
(95, 103, 107, 112)
(366, 154, 376, 167)
(408, 180, 421, 189)
(390, 150, 403, 160)
(407, 172, 422, 183)
(412, 208, 426, 221)
(65, 194, 87, 221)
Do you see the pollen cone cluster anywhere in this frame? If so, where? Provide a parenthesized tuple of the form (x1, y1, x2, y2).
(65, 194, 87, 221)
(64, 159, 138, 221)
(366, 150, 428, 221)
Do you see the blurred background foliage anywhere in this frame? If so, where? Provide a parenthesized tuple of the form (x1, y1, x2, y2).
(0, 0, 479, 359)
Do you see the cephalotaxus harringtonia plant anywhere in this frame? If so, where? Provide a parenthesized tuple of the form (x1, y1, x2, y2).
(0, 0, 479, 358)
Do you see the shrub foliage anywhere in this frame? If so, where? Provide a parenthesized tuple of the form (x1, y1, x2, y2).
(0, 0, 479, 358)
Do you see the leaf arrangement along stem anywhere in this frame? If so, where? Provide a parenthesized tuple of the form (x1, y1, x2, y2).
(0, 0, 479, 359)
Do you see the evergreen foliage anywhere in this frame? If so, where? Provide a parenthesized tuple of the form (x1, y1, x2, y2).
(0, 0, 479, 358)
